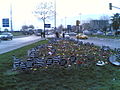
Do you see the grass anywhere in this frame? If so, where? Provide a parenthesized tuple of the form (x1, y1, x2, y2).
(11, 32, 23, 36)
(89, 35, 120, 39)
(0, 39, 120, 90)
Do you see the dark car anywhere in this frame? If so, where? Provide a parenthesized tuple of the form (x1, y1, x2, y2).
(0, 32, 13, 40)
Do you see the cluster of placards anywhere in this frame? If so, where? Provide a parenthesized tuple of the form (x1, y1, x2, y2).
(108, 48, 120, 66)
(12, 38, 112, 71)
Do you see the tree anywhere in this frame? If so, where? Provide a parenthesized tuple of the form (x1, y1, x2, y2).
(102, 26, 108, 35)
(29, 25, 34, 29)
(111, 13, 120, 32)
(58, 24, 64, 32)
(4, 28, 9, 32)
(100, 15, 110, 20)
(33, 1, 54, 38)
(21, 25, 29, 35)
(99, 15, 110, 35)
(22, 25, 28, 30)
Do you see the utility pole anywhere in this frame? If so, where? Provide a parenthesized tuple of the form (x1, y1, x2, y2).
(54, 0, 56, 32)
(79, 13, 82, 24)
(10, 3, 13, 31)
(79, 13, 82, 32)
(65, 17, 67, 29)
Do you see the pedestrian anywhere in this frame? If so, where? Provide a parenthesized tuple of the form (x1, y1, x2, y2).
(41, 32, 43, 38)
(62, 32, 65, 38)
(55, 32, 59, 38)
(43, 32, 45, 38)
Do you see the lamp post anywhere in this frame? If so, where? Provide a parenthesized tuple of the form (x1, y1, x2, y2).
(65, 17, 67, 29)
(79, 13, 82, 24)
(79, 13, 82, 32)
(54, 0, 56, 32)
(10, 2, 13, 31)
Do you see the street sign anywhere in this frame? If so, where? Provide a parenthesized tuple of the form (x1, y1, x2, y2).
(44, 24, 51, 28)
(2, 18, 9, 27)
(67, 25, 71, 30)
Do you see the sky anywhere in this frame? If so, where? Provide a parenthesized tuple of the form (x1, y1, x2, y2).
(0, 0, 120, 31)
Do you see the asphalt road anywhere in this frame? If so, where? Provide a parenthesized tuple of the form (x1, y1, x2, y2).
(0, 35, 120, 54)
(0, 35, 44, 54)
(72, 37, 120, 49)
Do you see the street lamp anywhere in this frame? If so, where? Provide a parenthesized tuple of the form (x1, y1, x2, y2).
(10, 1, 13, 31)
(65, 17, 67, 29)
(54, 0, 56, 32)
(79, 13, 82, 24)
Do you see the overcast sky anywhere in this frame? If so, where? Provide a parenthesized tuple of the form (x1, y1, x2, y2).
(0, 0, 120, 30)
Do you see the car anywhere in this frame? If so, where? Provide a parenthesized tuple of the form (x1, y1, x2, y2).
(0, 32, 13, 40)
(106, 32, 114, 36)
(83, 30, 92, 35)
(68, 32, 77, 36)
(96, 31, 104, 35)
(34, 29, 42, 36)
(65, 33, 70, 38)
(46, 34, 56, 38)
(76, 33, 88, 39)
(60, 33, 70, 38)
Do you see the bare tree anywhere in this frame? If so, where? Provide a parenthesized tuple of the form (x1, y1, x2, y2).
(100, 15, 110, 20)
(33, 1, 54, 38)
(99, 15, 110, 35)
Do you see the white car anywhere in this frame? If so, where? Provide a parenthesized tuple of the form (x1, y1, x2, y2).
(60, 33, 70, 38)
(0, 32, 13, 40)
(68, 32, 77, 36)
(65, 34, 70, 37)
(46, 34, 56, 38)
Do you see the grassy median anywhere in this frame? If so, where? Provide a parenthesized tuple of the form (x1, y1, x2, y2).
(89, 34, 120, 39)
(0, 39, 120, 90)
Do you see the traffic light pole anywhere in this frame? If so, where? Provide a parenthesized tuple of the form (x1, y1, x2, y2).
(109, 3, 120, 10)
(112, 6, 120, 10)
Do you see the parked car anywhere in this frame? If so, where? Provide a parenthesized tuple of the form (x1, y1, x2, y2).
(83, 30, 92, 35)
(34, 29, 42, 36)
(60, 33, 70, 38)
(106, 32, 114, 36)
(0, 32, 13, 40)
(68, 32, 77, 36)
(96, 31, 104, 35)
(76, 33, 88, 39)
(65, 33, 70, 38)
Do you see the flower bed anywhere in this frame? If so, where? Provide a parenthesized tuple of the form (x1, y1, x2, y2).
(12, 38, 114, 72)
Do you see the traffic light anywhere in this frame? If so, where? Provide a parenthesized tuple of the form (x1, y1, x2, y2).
(76, 20, 80, 26)
(109, 3, 112, 10)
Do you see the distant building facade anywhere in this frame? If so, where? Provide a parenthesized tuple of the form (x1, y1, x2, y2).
(82, 23, 91, 30)
(90, 20, 109, 30)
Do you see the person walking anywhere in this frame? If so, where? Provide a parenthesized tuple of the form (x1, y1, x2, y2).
(62, 32, 65, 38)
(55, 32, 59, 38)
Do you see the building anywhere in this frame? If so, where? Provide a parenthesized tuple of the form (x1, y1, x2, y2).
(90, 20, 109, 30)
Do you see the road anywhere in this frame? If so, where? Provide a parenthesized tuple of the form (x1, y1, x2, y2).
(0, 35, 44, 54)
(0, 35, 120, 54)
(72, 37, 120, 49)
